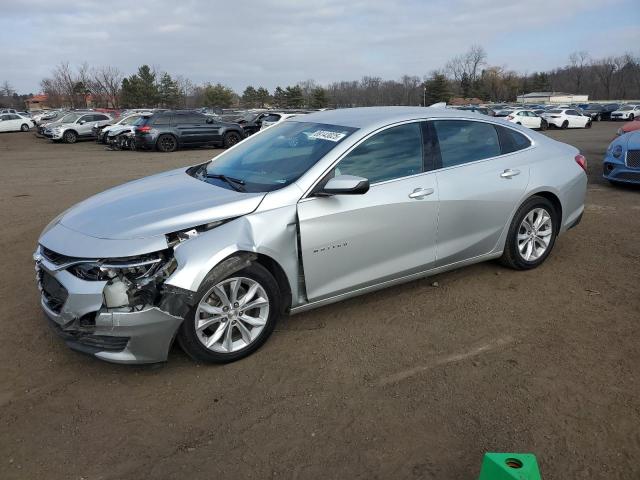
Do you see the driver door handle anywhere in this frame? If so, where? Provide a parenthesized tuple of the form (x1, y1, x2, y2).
(500, 169, 521, 179)
(408, 187, 434, 199)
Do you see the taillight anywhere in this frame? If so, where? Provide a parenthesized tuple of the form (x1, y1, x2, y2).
(137, 125, 152, 133)
(575, 154, 587, 172)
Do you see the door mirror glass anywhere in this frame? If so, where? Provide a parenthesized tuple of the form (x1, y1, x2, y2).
(319, 175, 370, 196)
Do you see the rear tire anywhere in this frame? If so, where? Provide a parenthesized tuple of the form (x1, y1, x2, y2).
(500, 196, 558, 270)
(20, 123, 29, 132)
(540, 120, 548, 131)
(177, 262, 281, 363)
(156, 134, 177, 152)
(223, 131, 242, 148)
(63, 130, 77, 143)
(596, 114, 601, 121)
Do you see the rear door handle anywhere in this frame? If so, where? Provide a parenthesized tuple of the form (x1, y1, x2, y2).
(500, 169, 521, 179)
(408, 187, 434, 199)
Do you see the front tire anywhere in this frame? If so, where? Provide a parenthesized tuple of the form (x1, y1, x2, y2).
(177, 262, 281, 363)
(500, 196, 558, 270)
(586, 121, 592, 129)
(561, 120, 569, 129)
(540, 120, 548, 131)
(630, 114, 635, 121)
(20, 123, 29, 132)
(63, 130, 77, 143)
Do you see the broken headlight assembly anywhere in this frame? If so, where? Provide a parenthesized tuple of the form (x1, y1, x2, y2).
(68, 252, 177, 310)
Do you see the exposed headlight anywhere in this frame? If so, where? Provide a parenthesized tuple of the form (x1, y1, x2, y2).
(68, 252, 171, 281)
(612, 145, 623, 159)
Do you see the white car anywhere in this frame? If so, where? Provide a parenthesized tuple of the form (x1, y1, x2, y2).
(96, 112, 153, 143)
(504, 110, 548, 130)
(610, 105, 640, 121)
(541, 109, 591, 129)
(260, 113, 301, 130)
(0, 113, 35, 132)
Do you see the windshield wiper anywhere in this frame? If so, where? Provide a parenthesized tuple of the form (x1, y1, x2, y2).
(205, 173, 246, 192)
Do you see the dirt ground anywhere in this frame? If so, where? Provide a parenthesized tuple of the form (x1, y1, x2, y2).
(0, 123, 639, 480)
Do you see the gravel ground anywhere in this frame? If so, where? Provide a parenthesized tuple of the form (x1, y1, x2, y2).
(0, 122, 638, 480)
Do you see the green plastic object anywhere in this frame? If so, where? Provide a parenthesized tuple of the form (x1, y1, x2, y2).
(478, 453, 542, 480)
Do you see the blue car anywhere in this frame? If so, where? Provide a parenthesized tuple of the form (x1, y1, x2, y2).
(603, 131, 640, 185)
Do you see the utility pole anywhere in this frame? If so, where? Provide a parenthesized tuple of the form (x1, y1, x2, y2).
(423, 86, 426, 107)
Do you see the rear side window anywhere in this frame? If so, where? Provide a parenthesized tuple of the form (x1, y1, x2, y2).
(263, 114, 281, 122)
(335, 122, 423, 184)
(152, 114, 172, 126)
(95, 114, 109, 121)
(566, 110, 579, 116)
(496, 125, 531, 154)
(433, 120, 500, 168)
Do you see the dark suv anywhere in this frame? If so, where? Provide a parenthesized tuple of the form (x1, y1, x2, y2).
(134, 111, 245, 152)
(582, 103, 619, 121)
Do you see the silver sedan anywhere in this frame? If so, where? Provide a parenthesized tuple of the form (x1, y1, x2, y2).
(34, 107, 587, 364)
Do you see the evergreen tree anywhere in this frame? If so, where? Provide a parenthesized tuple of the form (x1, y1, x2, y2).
(158, 72, 181, 108)
(203, 83, 235, 108)
(423, 73, 451, 105)
(120, 65, 159, 107)
(284, 85, 304, 108)
(241, 86, 258, 107)
(460, 72, 471, 98)
(255, 87, 271, 108)
(273, 86, 286, 108)
(310, 87, 328, 108)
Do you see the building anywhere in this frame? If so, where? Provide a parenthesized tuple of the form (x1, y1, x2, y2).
(25, 94, 49, 110)
(516, 92, 588, 104)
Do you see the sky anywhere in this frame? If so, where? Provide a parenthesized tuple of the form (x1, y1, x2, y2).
(1, 0, 638, 94)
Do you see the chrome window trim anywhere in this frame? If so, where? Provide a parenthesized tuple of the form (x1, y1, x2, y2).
(300, 116, 536, 200)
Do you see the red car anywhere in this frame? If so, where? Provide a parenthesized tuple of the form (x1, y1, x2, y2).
(616, 118, 640, 137)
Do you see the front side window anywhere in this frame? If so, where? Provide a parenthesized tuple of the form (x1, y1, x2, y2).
(333, 122, 423, 184)
(203, 121, 357, 192)
(433, 120, 500, 168)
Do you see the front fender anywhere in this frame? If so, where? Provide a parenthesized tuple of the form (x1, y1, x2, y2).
(164, 206, 301, 304)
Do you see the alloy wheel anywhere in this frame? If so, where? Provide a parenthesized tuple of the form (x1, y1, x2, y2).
(194, 277, 270, 353)
(517, 208, 553, 262)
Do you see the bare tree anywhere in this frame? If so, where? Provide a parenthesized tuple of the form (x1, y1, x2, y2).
(592, 57, 618, 99)
(91, 66, 123, 108)
(1, 80, 15, 96)
(568, 51, 590, 93)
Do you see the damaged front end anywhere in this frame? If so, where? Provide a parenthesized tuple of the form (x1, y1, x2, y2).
(34, 244, 192, 364)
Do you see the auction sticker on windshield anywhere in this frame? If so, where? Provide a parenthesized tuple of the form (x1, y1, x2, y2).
(308, 130, 347, 142)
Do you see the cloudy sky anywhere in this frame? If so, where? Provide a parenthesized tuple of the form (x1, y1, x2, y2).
(1, 0, 638, 94)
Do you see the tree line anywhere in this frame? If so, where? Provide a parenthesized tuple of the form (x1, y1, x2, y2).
(2, 47, 639, 110)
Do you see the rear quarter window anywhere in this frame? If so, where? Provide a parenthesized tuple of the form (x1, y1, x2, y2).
(151, 114, 172, 126)
(495, 125, 532, 154)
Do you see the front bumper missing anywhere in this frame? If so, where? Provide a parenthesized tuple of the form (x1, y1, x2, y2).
(36, 247, 183, 364)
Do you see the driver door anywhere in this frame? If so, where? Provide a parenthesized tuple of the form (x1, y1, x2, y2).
(297, 121, 439, 301)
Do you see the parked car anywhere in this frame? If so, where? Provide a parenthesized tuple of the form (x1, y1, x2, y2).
(94, 112, 153, 143)
(610, 105, 640, 121)
(615, 118, 640, 137)
(504, 110, 548, 130)
(582, 103, 619, 121)
(541, 109, 591, 129)
(260, 112, 300, 130)
(133, 110, 245, 152)
(0, 113, 34, 132)
(603, 131, 640, 185)
(34, 110, 65, 125)
(34, 107, 587, 364)
(232, 112, 272, 136)
(48, 112, 113, 143)
(0, 108, 17, 114)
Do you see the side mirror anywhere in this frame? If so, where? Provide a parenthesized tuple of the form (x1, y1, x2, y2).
(319, 175, 370, 196)
(79, 120, 86, 125)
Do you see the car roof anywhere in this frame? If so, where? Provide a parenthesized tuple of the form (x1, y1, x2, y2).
(289, 106, 490, 129)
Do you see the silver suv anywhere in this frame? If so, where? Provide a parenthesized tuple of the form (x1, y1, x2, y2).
(34, 107, 587, 365)
(50, 112, 113, 143)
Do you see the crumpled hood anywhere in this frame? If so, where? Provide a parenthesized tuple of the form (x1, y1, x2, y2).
(59, 168, 265, 240)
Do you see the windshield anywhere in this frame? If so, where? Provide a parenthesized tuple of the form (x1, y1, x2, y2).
(619, 106, 633, 111)
(59, 113, 80, 123)
(585, 105, 600, 110)
(203, 121, 358, 193)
